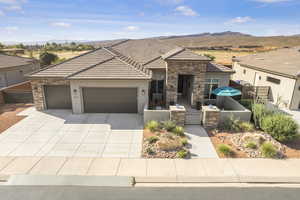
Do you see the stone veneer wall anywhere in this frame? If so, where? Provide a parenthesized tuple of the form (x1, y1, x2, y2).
(202, 106, 220, 129)
(31, 79, 70, 110)
(166, 60, 207, 107)
(169, 106, 186, 127)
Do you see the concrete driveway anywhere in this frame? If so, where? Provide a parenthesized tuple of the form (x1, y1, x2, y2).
(0, 108, 143, 158)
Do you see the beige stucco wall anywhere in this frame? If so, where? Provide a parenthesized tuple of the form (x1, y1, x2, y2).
(0, 62, 40, 88)
(232, 62, 297, 110)
(206, 72, 231, 87)
(70, 80, 149, 114)
(290, 78, 300, 110)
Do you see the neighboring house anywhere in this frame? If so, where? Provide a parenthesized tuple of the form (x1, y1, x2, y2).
(232, 47, 300, 110)
(27, 39, 234, 114)
(0, 54, 40, 88)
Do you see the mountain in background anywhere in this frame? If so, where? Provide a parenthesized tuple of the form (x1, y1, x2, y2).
(3, 31, 300, 48)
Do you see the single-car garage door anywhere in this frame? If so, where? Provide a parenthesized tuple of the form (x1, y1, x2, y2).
(82, 87, 138, 113)
(44, 85, 72, 109)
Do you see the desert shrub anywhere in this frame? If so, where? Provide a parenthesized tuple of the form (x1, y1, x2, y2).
(157, 138, 182, 151)
(238, 121, 255, 132)
(261, 114, 298, 142)
(222, 116, 254, 132)
(245, 141, 257, 149)
(181, 138, 188, 146)
(222, 115, 241, 132)
(162, 120, 176, 131)
(172, 126, 185, 137)
(260, 142, 277, 158)
(145, 120, 160, 132)
(147, 136, 159, 144)
(217, 144, 234, 157)
(145, 147, 155, 155)
(176, 149, 189, 158)
(204, 53, 216, 61)
(252, 104, 273, 129)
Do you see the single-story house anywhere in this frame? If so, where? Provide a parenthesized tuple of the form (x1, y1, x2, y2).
(232, 47, 300, 110)
(27, 39, 234, 115)
(0, 54, 40, 88)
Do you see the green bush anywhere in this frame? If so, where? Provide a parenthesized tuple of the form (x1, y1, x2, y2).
(245, 141, 257, 149)
(238, 121, 255, 132)
(261, 114, 298, 142)
(260, 142, 277, 158)
(217, 144, 234, 157)
(147, 136, 159, 144)
(162, 120, 176, 131)
(222, 115, 241, 132)
(145, 120, 160, 132)
(176, 149, 188, 158)
(222, 116, 254, 132)
(181, 138, 188, 146)
(145, 147, 155, 155)
(172, 126, 185, 137)
(252, 104, 273, 129)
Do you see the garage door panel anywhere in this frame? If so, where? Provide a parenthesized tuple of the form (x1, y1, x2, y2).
(82, 88, 137, 113)
(44, 85, 72, 109)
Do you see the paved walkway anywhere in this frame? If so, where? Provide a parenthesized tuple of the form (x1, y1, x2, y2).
(185, 125, 218, 158)
(1, 157, 300, 183)
(0, 108, 143, 158)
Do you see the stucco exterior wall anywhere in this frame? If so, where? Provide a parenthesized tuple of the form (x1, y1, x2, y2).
(0, 62, 40, 89)
(232, 62, 297, 109)
(70, 80, 149, 114)
(206, 72, 231, 87)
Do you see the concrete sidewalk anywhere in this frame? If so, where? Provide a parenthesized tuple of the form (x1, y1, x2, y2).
(1, 157, 300, 183)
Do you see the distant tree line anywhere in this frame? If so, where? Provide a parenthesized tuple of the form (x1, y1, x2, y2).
(0, 42, 95, 51)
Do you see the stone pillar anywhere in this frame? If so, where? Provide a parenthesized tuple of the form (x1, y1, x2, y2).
(170, 105, 186, 126)
(202, 105, 220, 129)
(0, 91, 5, 105)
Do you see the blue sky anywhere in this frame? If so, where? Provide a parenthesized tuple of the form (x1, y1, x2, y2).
(0, 0, 300, 42)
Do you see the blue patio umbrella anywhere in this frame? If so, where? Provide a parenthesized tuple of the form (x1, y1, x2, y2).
(212, 86, 241, 97)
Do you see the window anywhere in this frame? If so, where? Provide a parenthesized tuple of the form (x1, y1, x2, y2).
(204, 79, 219, 99)
(266, 76, 281, 84)
(243, 69, 246, 74)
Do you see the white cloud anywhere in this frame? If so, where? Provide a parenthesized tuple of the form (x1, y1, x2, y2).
(50, 22, 72, 28)
(125, 26, 139, 31)
(5, 5, 22, 10)
(226, 16, 253, 24)
(4, 26, 19, 31)
(175, 6, 198, 16)
(156, 0, 184, 5)
(253, 0, 291, 3)
(0, 10, 4, 16)
(0, 0, 26, 4)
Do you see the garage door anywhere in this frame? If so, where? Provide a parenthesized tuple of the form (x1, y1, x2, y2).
(44, 85, 72, 109)
(82, 88, 138, 113)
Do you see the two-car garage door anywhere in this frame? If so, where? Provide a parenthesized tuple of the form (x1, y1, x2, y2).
(82, 88, 138, 113)
(44, 86, 138, 113)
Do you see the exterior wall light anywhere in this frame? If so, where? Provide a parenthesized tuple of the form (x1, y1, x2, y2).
(141, 89, 145, 96)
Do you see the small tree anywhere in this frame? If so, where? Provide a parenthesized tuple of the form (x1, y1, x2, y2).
(204, 53, 216, 61)
(39, 51, 58, 67)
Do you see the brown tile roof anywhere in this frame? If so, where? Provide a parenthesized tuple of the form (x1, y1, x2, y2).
(69, 57, 151, 80)
(29, 47, 151, 80)
(30, 48, 114, 78)
(112, 39, 178, 65)
(207, 62, 234, 73)
(0, 54, 35, 69)
(234, 47, 300, 78)
(143, 57, 166, 69)
(162, 48, 211, 61)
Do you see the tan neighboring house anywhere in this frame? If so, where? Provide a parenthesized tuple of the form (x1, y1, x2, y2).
(232, 47, 300, 110)
(0, 54, 40, 88)
(27, 39, 234, 115)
